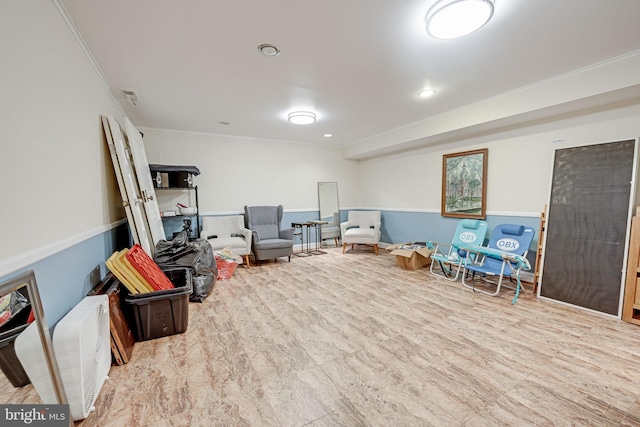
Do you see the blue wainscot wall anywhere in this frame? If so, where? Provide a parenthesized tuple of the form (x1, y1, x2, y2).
(0, 209, 539, 328)
(378, 210, 540, 247)
(0, 223, 130, 328)
(377, 209, 540, 266)
(202, 208, 540, 261)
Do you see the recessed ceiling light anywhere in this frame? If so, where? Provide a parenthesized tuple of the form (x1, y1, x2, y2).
(426, 0, 495, 39)
(258, 44, 280, 57)
(419, 89, 436, 97)
(323, 133, 333, 138)
(217, 121, 230, 125)
(288, 111, 316, 125)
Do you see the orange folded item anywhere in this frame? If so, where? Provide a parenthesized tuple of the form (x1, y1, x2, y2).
(125, 244, 174, 291)
(119, 251, 155, 293)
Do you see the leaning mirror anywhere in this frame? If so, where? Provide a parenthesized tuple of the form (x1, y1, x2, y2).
(0, 270, 68, 409)
(318, 182, 341, 247)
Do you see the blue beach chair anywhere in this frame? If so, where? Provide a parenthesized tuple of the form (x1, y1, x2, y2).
(461, 224, 535, 304)
(429, 219, 488, 281)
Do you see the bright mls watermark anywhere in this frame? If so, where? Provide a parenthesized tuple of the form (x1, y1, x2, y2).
(1, 405, 69, 426)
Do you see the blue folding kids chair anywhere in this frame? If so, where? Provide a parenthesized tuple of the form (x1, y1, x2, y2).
(429, 219, 488, 281)
(460, 224, 535, 304)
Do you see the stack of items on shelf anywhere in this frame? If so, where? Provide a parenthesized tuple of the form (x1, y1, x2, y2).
(150, 164, 200, 235)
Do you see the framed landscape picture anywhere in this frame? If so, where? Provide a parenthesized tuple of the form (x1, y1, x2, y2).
(442, 148, 487, 219)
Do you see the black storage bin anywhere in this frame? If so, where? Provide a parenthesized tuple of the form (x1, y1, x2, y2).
(122, 268, 192, 342)
(0, 288, 32, 387)
(0, 322, 31, 387)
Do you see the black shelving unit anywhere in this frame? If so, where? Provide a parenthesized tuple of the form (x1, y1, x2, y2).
(150, 164, 201, 239)
(155, 185, 199, 236)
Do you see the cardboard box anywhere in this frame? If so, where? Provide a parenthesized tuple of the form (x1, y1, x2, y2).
(386, 243, 433, 270)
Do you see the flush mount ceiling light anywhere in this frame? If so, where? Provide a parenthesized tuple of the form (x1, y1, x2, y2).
(426, 0, 495, 39)
(258, 43, 280, 57)
(419, 89, 436, 97)
(288, 111, 316, 125)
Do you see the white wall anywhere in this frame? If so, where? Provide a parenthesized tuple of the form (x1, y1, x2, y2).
(2, 0, 639, 271)
(0, 1, 125, 263)
(344, 53, 640, 160)
(142, 101, 640, 219)
(356, 102, 640, 215)
(141, 129, 361, 214)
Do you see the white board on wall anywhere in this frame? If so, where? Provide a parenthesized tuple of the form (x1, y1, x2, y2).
(538, 139, 638, 317)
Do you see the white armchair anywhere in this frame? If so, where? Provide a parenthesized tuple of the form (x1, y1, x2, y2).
(200, 215, 252, 266)
(340, 210, 381, 255)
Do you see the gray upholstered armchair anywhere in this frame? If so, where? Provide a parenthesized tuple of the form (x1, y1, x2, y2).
(244, 205, 294, 263)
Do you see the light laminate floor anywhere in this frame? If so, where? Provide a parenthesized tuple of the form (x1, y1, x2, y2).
(5, 246, 640, 426)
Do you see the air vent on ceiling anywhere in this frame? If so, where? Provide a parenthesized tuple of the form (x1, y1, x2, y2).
(122, 89, 139, 106)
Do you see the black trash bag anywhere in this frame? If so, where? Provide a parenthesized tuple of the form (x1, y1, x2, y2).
(154, 230, 217, 303)
(0, 289, 30, 332)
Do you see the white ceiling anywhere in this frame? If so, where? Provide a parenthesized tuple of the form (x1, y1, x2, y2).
(59, 0, 640, 151)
